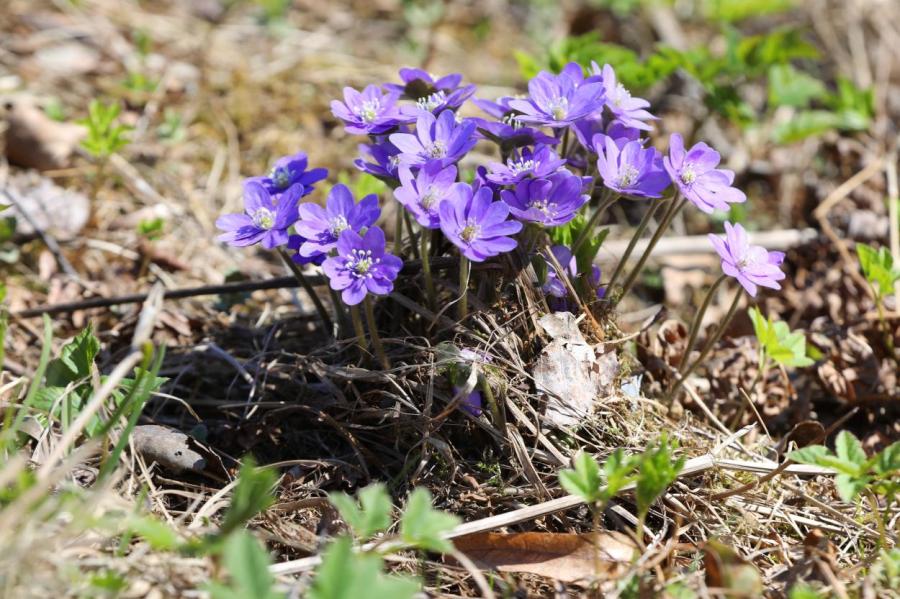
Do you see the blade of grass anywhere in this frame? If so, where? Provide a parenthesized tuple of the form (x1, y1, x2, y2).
(2, 314, 53, 452)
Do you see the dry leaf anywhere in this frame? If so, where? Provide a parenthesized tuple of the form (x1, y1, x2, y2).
(452, 531, 636, 584)
(0, 94, 85, 170)
(1, 172, 90, 240)
(534, 312, 618, 428)
(131, 425, 207, 475)
(703, 539, 763, 596)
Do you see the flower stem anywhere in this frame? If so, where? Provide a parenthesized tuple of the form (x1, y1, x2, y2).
(420, 226, 436, 311)
(615, 195, 686, 307)
(480, 376, 505, 430)
(679, 274, 728, 374)
(364, 297, 390, 371)
(394, 204, 404, 255)
(605, 199, 665, 292)
(571, 191, 618, 256)
(277, 248, 334, 335)
(459, 255, 470, 321)
(349, 304, 367, 359)
(667, 286, 743, 402)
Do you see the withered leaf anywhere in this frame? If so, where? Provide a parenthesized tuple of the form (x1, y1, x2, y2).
(131, 425, 207, 475)
(452, 531, 636, 584)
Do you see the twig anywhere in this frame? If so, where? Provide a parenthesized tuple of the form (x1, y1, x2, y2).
(886, 150, 899, 300)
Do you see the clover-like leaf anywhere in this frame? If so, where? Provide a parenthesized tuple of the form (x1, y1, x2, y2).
(857, 243, 900, 299)
(559, 450, 603, 504)
(328, 483, 393, 540)
(399, 488, 460, 554)
(308, 537, 419, 599)
(635, 435, 685, 520)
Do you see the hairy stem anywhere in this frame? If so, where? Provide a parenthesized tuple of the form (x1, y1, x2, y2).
(277, 248, 334, 335)
(394, 205, 404, 255)
(680, 274, 728, 374)
(615, 195, 686, 306)
(668, 286, 744, 402)
(480, 376, 505, 430)
(459, 255, 470, 321)
(364, 297, 390, 371)
(420, 226, 436, 311)
(605, 199, 665, 292)
(349, 304, 368, 360)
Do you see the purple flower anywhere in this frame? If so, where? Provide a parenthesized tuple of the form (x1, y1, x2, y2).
(247, 152, 328, 195)
(322, 226, 403, 305)
(453, 386, 482, 417)
(390, 111, 477, 168)
(664, 133, 746, 214)
(385, 68, 466, 99)
(486, 145, 567, 185)
(216, 181, 301, 249)
(541, 245, 605, 311)
(572, 117, 641, 150)
(394, 163, 457, 229)
(286, 234, 326, 266)
(402, 86, 477, 116)
(294, 184, 380, 258)
(331, 85, 408, 135)
(592, 63, 657, 131)
(708, 222, 785, 297)
(500, 172, 588, 227)
(355, 138, 402, 181)
(439, 183, 523, 262)
(595, 135, 670, 198)
(508, 69, 605, 128)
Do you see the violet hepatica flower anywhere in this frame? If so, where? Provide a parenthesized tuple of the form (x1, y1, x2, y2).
(664, 133, 746, 214)
(595, 135, 670, 198)
(509, 68, 605, 128)
(248, 152, 328, 196)
(323, 226, 403, 305)
(487, 145, 567, 185)
(592, 63, 657, 132)
(355, 138, 402, 181)
(394, 163, 457, 229)
(390, 110, 477, 168)
(472, 96, 559, 149)
(294, 184, 380, 258)
(386, 68, 465, 98)
(500, 172, 588, 227)
(216, 181, 301, 249)
(286, 234, 326, 266)
(541, 245, 605, 311)
(439, 183, 523, 261)
(453, 387, 483, 417)
(709, 222, 785, 297)
(331, 85, 408, 135)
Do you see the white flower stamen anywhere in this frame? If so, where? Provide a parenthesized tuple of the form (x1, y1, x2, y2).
(252, 208, 276, 230)
(460, 218, 481, 243)
(357, 99, 381, 123)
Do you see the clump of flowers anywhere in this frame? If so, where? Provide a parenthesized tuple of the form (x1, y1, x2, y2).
(215, 60, 785, 407)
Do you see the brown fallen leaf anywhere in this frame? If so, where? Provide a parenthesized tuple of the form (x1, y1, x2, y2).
(0, 94, 85, 170)
(703, 538, 763, 597)
(1, 171, 90, 240)
(452, 531, 636, 584)
(131, 425, 207, 475)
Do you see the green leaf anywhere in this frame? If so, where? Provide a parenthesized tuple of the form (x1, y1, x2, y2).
(328, 483, 393, 539)
(835, 430, 868, 466)
(748, 307, 815, 368)
(703, 0, 795, 22)
(768, 64, 826, 108)
(399, 488, 460, 553)
(834, 473, 870, 502)
(601, 448, 639, 503)
(219, 458, 277, 537)
(635, 435, 685, 519)
(874, 442, 900, 475)
(559, 450, 603, 504)
(45, 324, 100, 387)
(787, 445, 829, 466)
(856, 243, 900, 298)
(125, 515, 181, 551)
(208, 531, 283, 599)
(308, 537, 420, 599)
(772, 110, 841, 144)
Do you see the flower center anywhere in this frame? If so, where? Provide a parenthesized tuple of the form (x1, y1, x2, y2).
(270, 166, 291, 190)
(252, 207, 276, 230)
(357, 99, 381, 123)
(420, 186, 440, 209)
(460, 219, 481, 243)
(416, 91, 447, 112)
(347, 248, 381, 278)
(681, 163, 697, 185)
(548, 97, 569, 121)
(508, 158, 535, 175)
(501, 113, 524, 130)
(388, 155, 401, 170)
(428, 141, 448, 158)
(529, 198, 557, 218)
(329, 215, 350, 237)
(616, 164, 639, 188)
